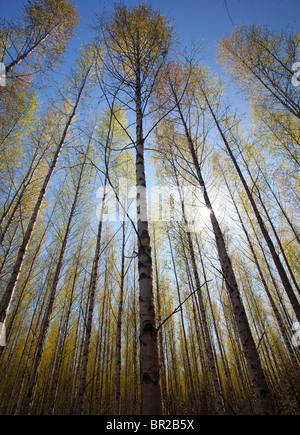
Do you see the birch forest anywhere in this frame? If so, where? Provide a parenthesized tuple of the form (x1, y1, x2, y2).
(0, 0, 300, 416)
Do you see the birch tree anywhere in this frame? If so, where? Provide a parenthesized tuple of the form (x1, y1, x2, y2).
(0, 51, 94, 333)
(153, 60, 275, 414)
(96, 2, 174, 414)
(1, 0, 79, 81)
(217, 25, 300, 119)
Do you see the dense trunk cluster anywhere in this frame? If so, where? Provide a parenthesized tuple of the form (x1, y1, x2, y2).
(0, 1, 299, 416)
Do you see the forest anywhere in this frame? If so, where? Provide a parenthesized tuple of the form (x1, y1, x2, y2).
(0, 0, 300, 416)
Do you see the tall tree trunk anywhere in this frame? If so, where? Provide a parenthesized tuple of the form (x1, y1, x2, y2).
(13, 258, 54, 414)
(76, 181, 106, 414)
(167, 229, 198, 413)
(180, 239, 209, 413)
(22, 140, 90, 415)
(255, 187, 300, 296)
(153, 228, 168, 414)
(132, 256, 139, 414)
(203, 93, 300, 322)
(0, 146, 43, 246)
(173, 161, 225, 414)
(196, 235, 237, 414)
(251, 157, 300, 246)
(5, 23, 60, 74)
(222, 172, 300, 381)
(115, 220, 126, 415)
(172, 89, 274, 414)
(0, 216, 50, 361)
(48, 240, 83, 414)
(0, 67, 91, 329)
(135, 63, 162, 414)
(93, 264, 108, 414)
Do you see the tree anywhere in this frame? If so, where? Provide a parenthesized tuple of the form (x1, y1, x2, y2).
(1, 3, 300, 416)
(1, 0, 79, 82)
(153, 60, 275, 414)
(96, 2, 174, 414)
(217, 25, 300, 119)
(195, 72, 300, 322)
(22, 133, 93, 414)
(0, 51, 93, 332)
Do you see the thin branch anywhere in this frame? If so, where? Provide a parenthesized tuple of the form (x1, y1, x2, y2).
(156, 279, 212, 333)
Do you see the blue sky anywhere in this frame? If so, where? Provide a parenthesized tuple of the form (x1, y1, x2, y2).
(1, 0, 299, 87)
(1, 2, 298, 144)
(1, 0, 299, 137)
(1, 0, 299, 70)
(0, 0, 299, 223)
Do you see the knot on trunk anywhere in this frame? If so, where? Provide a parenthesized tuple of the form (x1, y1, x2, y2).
(139, 322, 157, 343)
(140, 229, 150, 240)
(142, 372, 159, 385)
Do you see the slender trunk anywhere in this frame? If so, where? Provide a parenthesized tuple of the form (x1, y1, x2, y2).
(239, 149, 300, 296)
(180, 241, 208, 413)
(5, 23, 60, 74)
(115, 220, 126, 415)
(172, 90, 274, 414)
(0, 67, 91, 328)
(22, 152, 87, 414)
(153, 229, 168, 414)
(221, 290, 254, 413)
(0, 225, 18, 277)
(167, 327, 180, 414)
(48, 247, 82, 414)
(3, 271, 46, 414)
(123, 306, 130, 412)
(76, 212, 103, 414)
(167, 229, 198, 413)
(135, 63, 162, 414)
(76, 165, 109, 414)
(203, 93, 300, 322)
(255, 188, 300, 296)
(0, 147, 41, 242)
(13, 258, 53, 414)
(242, 198, 296, 332)
(70, 274, 88, 414)
(252, 158, 300, 246)
(132, 257, 139, 414)
(223, 174, 300, 381)
(196, 235, 237, 414)
(0, 218, 49, 361)
(174, 164, 225, 414)
(94, 265, 108, 413)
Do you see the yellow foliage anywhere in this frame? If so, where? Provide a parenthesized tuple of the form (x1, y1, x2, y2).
(104, 2, 174, 81)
